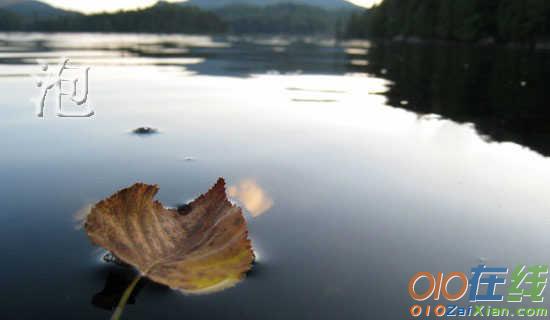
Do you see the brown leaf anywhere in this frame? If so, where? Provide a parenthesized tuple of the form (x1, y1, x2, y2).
(84, 178, 254, 294)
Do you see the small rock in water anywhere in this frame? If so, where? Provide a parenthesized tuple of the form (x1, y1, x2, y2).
(400, 100, 409, 106)
(520, 81, 527, 87)
(132, 127, 158, 135)
(380, 68, 388, 75)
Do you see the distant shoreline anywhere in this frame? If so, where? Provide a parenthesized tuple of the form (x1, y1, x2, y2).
(0, 2, 356, 37)
(360, 36, 550, 51)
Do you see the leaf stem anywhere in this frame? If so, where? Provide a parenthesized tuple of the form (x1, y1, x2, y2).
(111, 274, 142, 320)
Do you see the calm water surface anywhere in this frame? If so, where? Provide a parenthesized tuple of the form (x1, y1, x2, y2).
(1, 33, 550, 319)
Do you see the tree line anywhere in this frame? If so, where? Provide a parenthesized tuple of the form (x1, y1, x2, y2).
(213, 3, 349, 35)
(347, 0, 550, 44)
(0, 2, 353, 35)
(1, 3, 226, 33)
(0, 9, 24, 30)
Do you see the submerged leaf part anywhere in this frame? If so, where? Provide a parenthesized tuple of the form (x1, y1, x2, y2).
(228, 179, 273, 217)
(85, 178, 254, 294)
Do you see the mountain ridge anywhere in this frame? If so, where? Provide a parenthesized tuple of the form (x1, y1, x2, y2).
(0, 0, 74, 18)
(180, 0, 359, 10)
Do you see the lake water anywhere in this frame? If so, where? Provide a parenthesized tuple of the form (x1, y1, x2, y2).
(1, 33, 550, 319)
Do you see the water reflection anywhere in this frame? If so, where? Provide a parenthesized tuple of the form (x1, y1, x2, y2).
(2, 33, 550, 320)
(0, 33, 350, 77)
(356, 42, 550, 157)
(228, 179, 273, 217)
(6, 32, 550, 160)
(92, 268, 146, 311)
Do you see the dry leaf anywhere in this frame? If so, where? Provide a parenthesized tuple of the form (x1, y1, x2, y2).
(85, 178, 254, 294)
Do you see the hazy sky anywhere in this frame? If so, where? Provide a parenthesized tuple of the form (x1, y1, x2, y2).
(41, 0, 380, 13)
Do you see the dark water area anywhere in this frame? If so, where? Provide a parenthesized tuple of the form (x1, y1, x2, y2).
(357, 42, 550, 156)
(1, 33, 550, 319)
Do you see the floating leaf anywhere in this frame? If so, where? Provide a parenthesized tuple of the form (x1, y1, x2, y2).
(84, 178, 254, 318)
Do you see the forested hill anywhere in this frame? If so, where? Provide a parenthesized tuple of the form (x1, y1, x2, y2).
(0, 2, 227, 33)
(0, 0, 71, 18)
(213, 3, 351, 34)
(347, 0, 550, 44)
(0, 1, 355, 35)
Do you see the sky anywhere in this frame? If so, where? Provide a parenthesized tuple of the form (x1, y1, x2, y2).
(40, 0, 380, 13)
